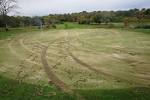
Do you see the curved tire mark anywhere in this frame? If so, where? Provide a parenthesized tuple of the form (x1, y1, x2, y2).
(41, 43, 71, 92)
(67, 32, 144, 85)
(41, 38, 85, 100)
(8, 39, 41, 65)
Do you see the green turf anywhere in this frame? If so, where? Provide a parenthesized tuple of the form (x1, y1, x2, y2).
(0, 76, 150, 100)
(0, 75, 77, 100)
(128, 29, 150, 34)
(56, 22, 97, 29)
(56, 22, 124, 29)
(0, 75, 150, 100)
(77, 87, 150, 100)
(0, 27, 42, 39)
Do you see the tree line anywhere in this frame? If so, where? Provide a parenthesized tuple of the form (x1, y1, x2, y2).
(1, 7, 150, 29)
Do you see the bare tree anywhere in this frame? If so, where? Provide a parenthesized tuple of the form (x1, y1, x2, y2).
(0, 0, 18, 31)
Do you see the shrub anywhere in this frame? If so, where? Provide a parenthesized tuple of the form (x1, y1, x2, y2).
(78, 19, 91, 24)
(135, 24, 150, 29)
(52, 24, 57, 29)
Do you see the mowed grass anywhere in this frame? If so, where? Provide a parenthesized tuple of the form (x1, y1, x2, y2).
(0, 27, 150, 100)
(56, 22, 124, 29)
(128, 29, 150, 34)
(56, 22, 99, 29)
(0, 22, 120, 39)
(0, 27, 42, 39)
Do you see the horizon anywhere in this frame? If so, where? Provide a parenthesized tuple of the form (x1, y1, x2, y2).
(10, 8, 150, 17)
(9, 0, 150, 16)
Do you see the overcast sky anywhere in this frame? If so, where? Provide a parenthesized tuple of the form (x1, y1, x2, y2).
(12, 0, 150, 16)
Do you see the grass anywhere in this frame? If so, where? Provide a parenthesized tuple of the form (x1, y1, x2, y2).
(0, 27, 42, 39)
(0, 75, 76, 100)
(1, 75, 149, 100)
(0, 23, 117, 39)
(56, 22, 124, 29)
(77, 87, 150, 100)
(127, 29, 150, 34)
(56, 22, 98, 29)
(0, 25, 150, 100)
(0, 22, 149, 39)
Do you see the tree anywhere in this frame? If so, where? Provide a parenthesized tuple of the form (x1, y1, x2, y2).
(135, 9, 145, 23)
(93, 13, 102, 24)
(101, 11, 113, 25)
(144, 8, 150, 15)
(0, 0, 18, 31)
(124, 18, 129, 27)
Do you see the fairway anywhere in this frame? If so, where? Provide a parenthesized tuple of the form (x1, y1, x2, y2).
(0, 29, 150, 100)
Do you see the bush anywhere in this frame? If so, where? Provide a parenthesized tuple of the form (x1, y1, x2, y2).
(135, 24, 150, 29)
(52, 24, 57, 29)
(78, 19, 91, 24)
(108, 24, 115, 28)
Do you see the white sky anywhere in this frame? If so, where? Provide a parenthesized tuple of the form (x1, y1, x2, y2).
(12, 0, 150, 16)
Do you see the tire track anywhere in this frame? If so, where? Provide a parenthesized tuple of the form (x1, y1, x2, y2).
(20, 38, 63, 57)
(41, 45, 71, 92)
(66, 32, 145, 85)
(8, 38, 41, 65)
(41, 38, 85, 100)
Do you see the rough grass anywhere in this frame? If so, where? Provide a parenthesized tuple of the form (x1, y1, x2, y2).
(0, 75, 76, 100)
(127, 29, 150, 34)
(0, 27, 42, 39)
(56, 22, 123, 29)
(77, 87, 150, 100)
(0, 28, 150, 100)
